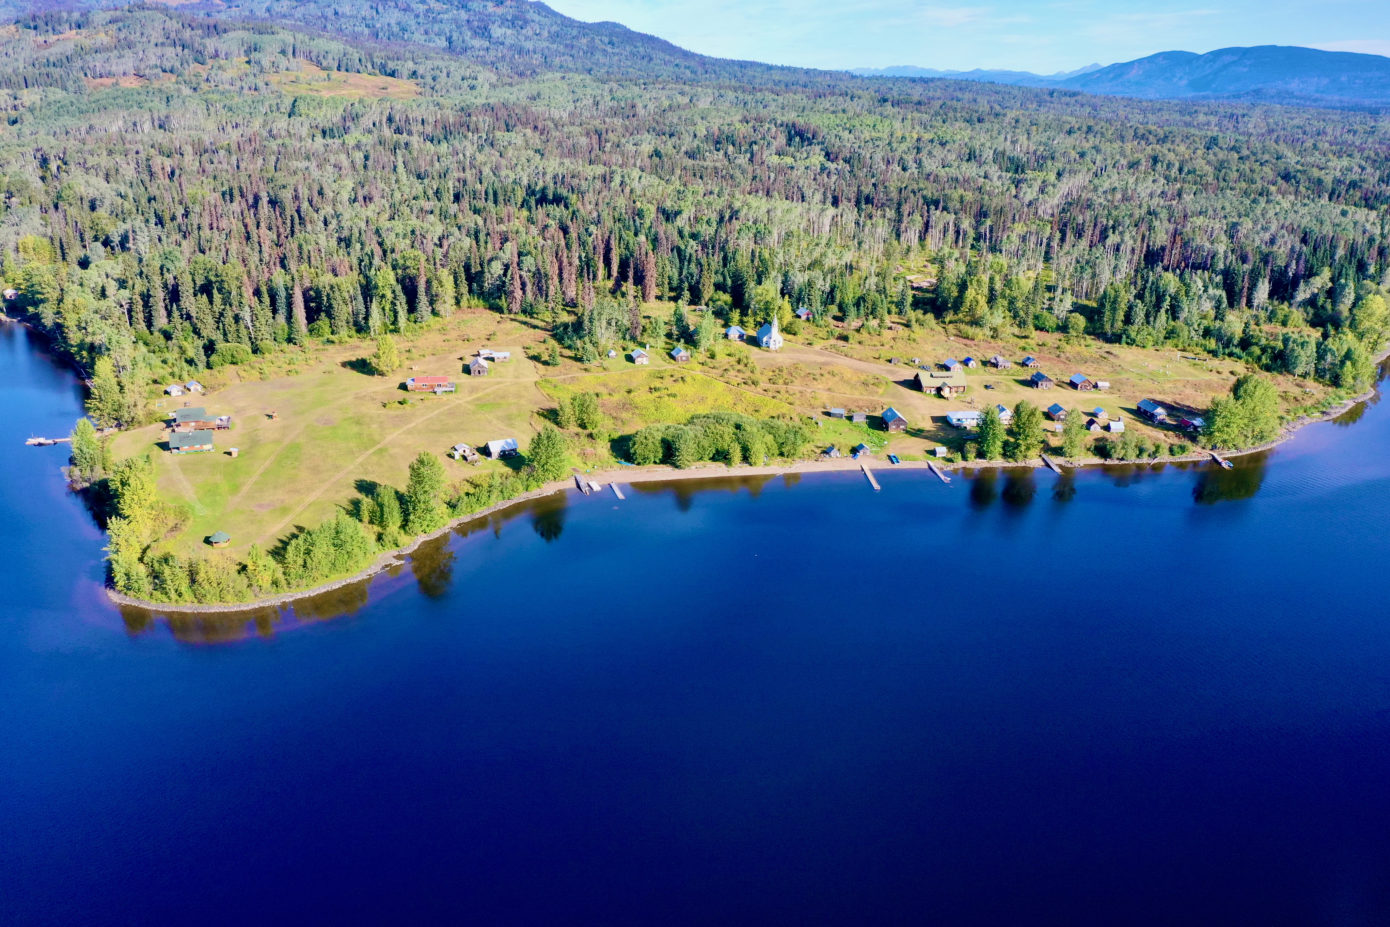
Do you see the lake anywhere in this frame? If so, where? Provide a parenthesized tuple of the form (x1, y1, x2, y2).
(2, 320, 1389, 924)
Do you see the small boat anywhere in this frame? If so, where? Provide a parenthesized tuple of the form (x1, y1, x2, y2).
(887, 454, 901, 465)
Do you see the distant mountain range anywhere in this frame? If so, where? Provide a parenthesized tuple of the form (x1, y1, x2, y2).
(853, 46, 1390, 109)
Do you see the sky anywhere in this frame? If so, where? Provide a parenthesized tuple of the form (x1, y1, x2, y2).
(544, 0, 1390, 74)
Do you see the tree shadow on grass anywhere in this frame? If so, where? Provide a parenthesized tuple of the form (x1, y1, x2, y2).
(340, 358, 377, 377)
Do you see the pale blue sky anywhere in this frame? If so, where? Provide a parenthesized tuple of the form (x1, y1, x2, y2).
(545, 0, 1390, 74)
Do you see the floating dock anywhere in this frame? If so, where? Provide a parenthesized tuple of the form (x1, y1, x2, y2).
(24, 436, 71, 447)
(1040, 454, 1064, 475)
(927, 461, 951, 484)
(611, 483, 625, 500)
(861, 462, 881, 491)
(574, 474, 592, 494)
(1210, 450, 1233, 470)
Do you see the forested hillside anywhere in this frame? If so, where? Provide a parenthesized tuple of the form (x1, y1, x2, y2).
(5, 5, 1388, 419)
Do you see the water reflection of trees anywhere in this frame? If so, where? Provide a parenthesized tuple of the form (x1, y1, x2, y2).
(409, 534, 456, 599)
(1192, 455, 1269, 505)
(967, 468, 1039, 510)
(1001, 470, 1036, 509)
(1052, 471, 1076, 503)
(530, 499, 567, 544)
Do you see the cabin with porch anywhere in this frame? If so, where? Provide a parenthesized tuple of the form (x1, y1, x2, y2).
(169, 430, 214, 455)
(1137, 399, 1168, 423)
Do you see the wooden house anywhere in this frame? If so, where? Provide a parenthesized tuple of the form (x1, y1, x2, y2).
(945, 410, 982, 429)
(1029, 372, 1054, 390)
(1046, 403, 1068, 421)
(467, 357, 490, 377)
(169, 430, 214, 454)
(1086, 418, 1104, 433)
(670, 346, 691, 363)
(882, 407, 908, 432)
(630, 348, 650, 365)
(726, 325, 747, 341)
(1091, 407, 1108, 420)
(850, 412, 867, 424)
(1137, 399, 1168, 423)
(405, 376, 456, 393)
(1069, 374, 1096, 391)
(916, 369, 967, 398)
(941, 358, 964, 373)
(989, 354, 1012, 369)
(794, 307, 813, 321)
(1108, 419, 1126, 433)
(994, 403, 1014, 425)
(1022, 356, 1040, 368)
(184, 380, 205, 394)
(164, 384, 185, 397)
(485, 438, 519, 459)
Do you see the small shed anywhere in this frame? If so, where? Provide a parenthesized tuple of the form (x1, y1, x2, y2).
(467, 357, 490, 377)
(185, 380, 205, 394)
(990, 354, 1012, 369)
(881, 407, 908, 433)
(1046, 403, 1068, 422)
(485, 438, 520, 459)
(1086, 418, 1104, 433)
(479, 349, 511, 362)
(1029, 372, 1054, 390)
(1022, 356, 1040, 368)
(1094, 380, 1111, 390)
(450, 443, 480, 462)
(852, 443, 872, 457)
(670, 346, 691, 363)
(942, 359, 963, 373)
(1069, 373, 1096, 391)
(164, 384, 185, 397)
(726, 325, 747, 341)
(207, 531, 231, 548)
(607, 349, 618, 359)
(1091, 407, 1108, 420)
(824, 445, 842, 459)
(631, 348, 650, 365)
(994, 404, 1014, 425)
(962, 357, 979, 368)
(794, 307, 813, 321)
(850, 412, 867, 424)
(1108, 419, 1126, 433)
(828, 408, 846, 419)
(931, 446, 949, 458)
(2, 288, 17, 301)
(228, 447, 240, 458)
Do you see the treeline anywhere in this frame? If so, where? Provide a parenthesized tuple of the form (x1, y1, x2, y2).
(627, 413, 813, 468)
(4, 7, 1390, 419)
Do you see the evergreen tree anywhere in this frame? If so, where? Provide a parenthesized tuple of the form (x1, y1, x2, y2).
(525, 425, 569, 483)
(86, 356, 124, 428)
(1061, 407, 1088, 458)
(977, 404, 1005, 460)
(404, 452, 448, 535)
(372, 334, 400, 376)
(1005, 401, 1044, 462)
(69, 417, 103, 485)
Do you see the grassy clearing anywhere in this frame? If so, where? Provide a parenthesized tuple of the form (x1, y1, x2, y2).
(268, 63, 420, 100)
(109, 302, 1330, 560)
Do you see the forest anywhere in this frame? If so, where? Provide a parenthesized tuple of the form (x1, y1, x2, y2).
(2, 2, 1388, 603)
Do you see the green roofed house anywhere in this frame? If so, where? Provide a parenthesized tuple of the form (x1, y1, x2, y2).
(171, 406, 207, 426)
(169, 430, 214, 454)
(207, 531, 231, 548)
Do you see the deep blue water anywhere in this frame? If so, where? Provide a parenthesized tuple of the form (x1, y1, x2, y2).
(3, 320, 1390, 924)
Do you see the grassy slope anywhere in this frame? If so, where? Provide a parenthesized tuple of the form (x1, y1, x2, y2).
(111, 305, 1332, 557)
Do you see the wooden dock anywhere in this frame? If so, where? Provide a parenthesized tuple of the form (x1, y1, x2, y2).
(611, 483, 625, 500)
(1040, 454, 1064, 475)
(861, 462, 881, 491)
(24, 436, 71, 447)
(574, 474, 592, 494)
(1209, 450, 1233, 470)
(927, 461, 951, 484)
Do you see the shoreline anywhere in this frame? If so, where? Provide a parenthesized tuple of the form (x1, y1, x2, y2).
(105, 347, 1390, 616)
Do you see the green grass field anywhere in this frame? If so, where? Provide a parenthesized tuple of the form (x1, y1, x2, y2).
(111, 304, 1330, 558)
